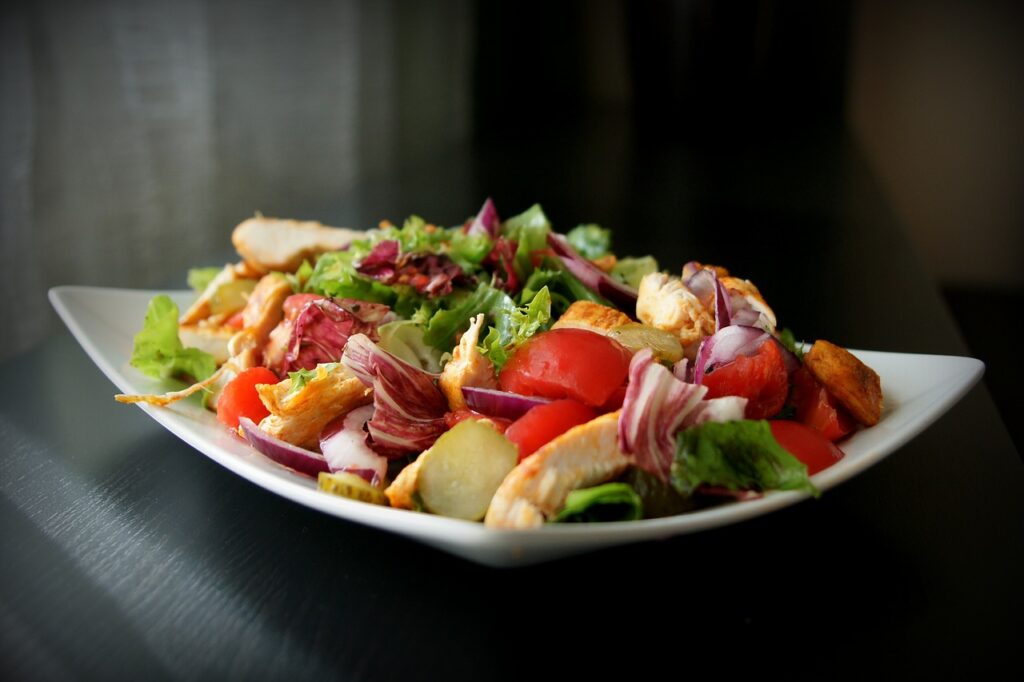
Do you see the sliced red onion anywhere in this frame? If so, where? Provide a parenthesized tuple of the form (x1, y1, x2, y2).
(319, 404, 386, 485)
(467, 197, 500, 238)
(238, 417, 329, 478)
(691, 325, 770, 385)
(547, 232, 638, 310)
(462, 386, 552, 420)
(341, 334, 448, 455)
(685, 268, 732, 331)
(618, 349, 707, 481)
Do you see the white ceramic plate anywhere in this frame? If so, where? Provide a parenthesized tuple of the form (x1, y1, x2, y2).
(50, 285, 984, 567)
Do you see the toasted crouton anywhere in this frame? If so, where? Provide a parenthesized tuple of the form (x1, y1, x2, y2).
(385, 457, 423, 510)
(552, 300, 632, 336)
(256, 365, 373, 449)
(232, 217, 364, 273)
(804, 340, 883, 426)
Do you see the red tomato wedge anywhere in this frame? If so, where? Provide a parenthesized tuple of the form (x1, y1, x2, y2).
(282, 293, 325, 322)
(504, 399, 598, 461)
(217, 367, 279, 430)
(498, 328, 632, 408)
(700, 339, 789, 419)
(789, 366, 857, 441)
(769, 420, 845, 475)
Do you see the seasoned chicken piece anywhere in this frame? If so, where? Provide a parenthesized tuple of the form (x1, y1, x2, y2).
(682, 261, 730, 279)
(232, 217, 364, 274)
(256, 365, 373, 449)
(485, 411, 630, 529)
(227, 274, 293, 369)
(720, 276, 777, 332)
(439, 314, 498, 410)
(385, 457, 423, 510)
(552, 300, 632, 336)
(635, 272, 715, 349)
(179, 263, 258, 325)
(804, 340, 883, 426)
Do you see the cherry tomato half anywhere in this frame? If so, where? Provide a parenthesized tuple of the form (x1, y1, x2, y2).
(498, 328, 632, 408)
(504, 399, 598, 461)
(217, 367, 279, 430)
(789, 365, 857, 441)
(700, 339, 789, 419)
(769, 420, 845, 475)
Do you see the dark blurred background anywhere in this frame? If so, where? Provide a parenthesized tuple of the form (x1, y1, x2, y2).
(2, 0, 1022, 441)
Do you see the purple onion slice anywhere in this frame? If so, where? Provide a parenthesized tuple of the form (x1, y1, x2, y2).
(691, 325, 771, 386)
(547, 232, 638, 310)
(239, 417, 329, 478)
(462, 386, 552, 420)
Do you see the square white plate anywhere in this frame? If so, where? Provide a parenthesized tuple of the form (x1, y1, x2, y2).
(50, 286, 985, 567)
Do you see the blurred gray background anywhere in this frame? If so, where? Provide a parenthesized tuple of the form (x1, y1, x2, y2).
(2, 0, 1022, 362)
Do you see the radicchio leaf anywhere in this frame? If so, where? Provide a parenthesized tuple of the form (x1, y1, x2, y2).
(466, 197, 500, 238)
(355, 241, 469, 297)
(485, 236, 519, 293)
(283, 298, 391, 374)
(341, 334, 448, 456)
(618, 349, 707, 481)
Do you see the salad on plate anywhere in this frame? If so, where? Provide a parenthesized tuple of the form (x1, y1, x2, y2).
(116, 199, 883, 529)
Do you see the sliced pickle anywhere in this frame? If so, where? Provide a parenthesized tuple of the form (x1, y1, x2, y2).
(318, 472, 389, 506)
(417, 419, 518, 521)
(608, 323, 683, 363)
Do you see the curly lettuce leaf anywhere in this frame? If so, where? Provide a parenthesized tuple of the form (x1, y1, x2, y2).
(671, 420, 818, 498)
(566, 224, 611, 259)
(130, 295, 217, 381)
(552, 483, 643, 523)
(422, 282, 510, 351)
(502, 203, 551, 281)
(479, 286, 552, 370)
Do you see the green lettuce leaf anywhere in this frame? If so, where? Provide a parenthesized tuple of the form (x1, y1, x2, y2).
(610, 256, 658, 289)
(286, 363, 340, 396)
(130, 295, 217, 381)
(187, 266, 222, 293)
(447, 230, 494, 272)
(671, 420, 818, 498)
(422, 282, 511, 351)
(305, 250, 402, 305)
(777, 328, 805, 361)
(378, 321, 445, 372)
(566, 224, 611, 259)
(553, 483, 643, 523)
(502, 203, 552, 281)
(479, 286, 552, 370)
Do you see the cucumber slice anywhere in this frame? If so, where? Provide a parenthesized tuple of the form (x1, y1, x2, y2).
(318, 472, 389, 505)
(417, 419, 518, 521)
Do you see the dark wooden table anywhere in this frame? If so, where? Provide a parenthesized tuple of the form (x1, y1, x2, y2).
(2, 125, 1021, 680)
